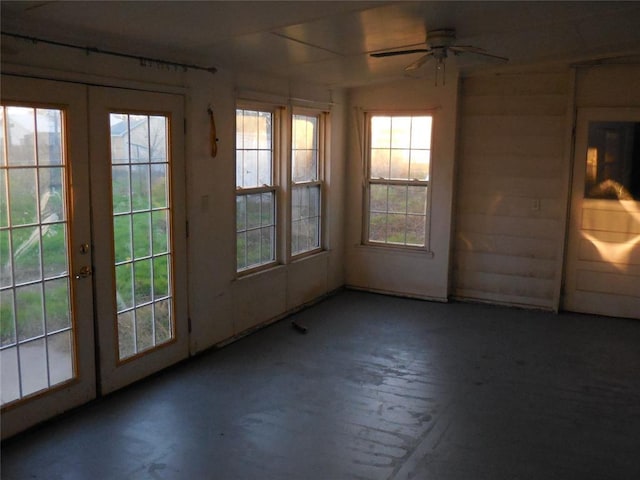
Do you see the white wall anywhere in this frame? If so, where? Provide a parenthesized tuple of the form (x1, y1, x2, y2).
(1, 37, 347, 357)
(451, 70, 572, 309)
(345, 75, 460, 301)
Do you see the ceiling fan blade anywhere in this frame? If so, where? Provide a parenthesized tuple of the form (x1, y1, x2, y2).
(370, 48, 430, 58)
(404, 52, 434, 71)
(449, 46, 508, 62)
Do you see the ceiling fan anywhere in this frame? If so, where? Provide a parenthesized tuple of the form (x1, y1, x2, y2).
(370, 28, 508, 85)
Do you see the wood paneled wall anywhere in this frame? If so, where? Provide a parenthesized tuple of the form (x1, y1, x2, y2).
(452, 72, 571, 308)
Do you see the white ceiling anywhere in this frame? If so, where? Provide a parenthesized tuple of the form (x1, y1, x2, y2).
(3, 1, 640, 87)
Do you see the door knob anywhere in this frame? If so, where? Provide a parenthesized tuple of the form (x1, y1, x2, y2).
(75, 266, 92, 279)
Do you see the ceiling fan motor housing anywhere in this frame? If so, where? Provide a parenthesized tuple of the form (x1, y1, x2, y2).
(426, 28, 456, 48)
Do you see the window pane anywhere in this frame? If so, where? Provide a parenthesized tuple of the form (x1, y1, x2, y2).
(130, 165, 150, 211)
(292, 114, 318, 183)
(386, 214, 407, 244)
(154, 299, 171, 344)
(7, 107, 36, 166)
(246, 193, 261, 230)
(9, 168, 38, 225)
(110, 114, 130, 164)
(114, 215, 132, 263)
(390, 150, 410, 180)
(115, 263, 134, 310)
(12, 226, 42, 284)
(391, 117, 411, 148)
(370, 149, 390, 179)
(129, 115, 150, 163)
(367, 114, 431, 248)
(258, 151, 272, 186)
(112, 166, 131, 214)
(149, 116, 168, 162)
(135, 304, 154, 352)
(409, 150, 430, 181)
(152, 210, 169, 254)
(134, 259, 152, 305)
(406, 215, 426, 246)
(39, 167, 65, 222)
(371, 116, 391, 149)
(36, 109, 63, 166)
(1, 289, 16, 347)
(407, 186, 427, 215)
(236, 195, 246, 232)
(411, 116, 433, 149)
(1, 347, 20, 404)
(585, 121, 640, 200)
(117, 311, 135, 359)
(151, 164, 168, 208)
(242, 150, 258, 188)
(42, 223, 67, 278)
(153, 255, 170, 299)
(0, 229, 12, 287)
(16, 283, 44, 342)
(20, 338, 48, 396)
(292, 184, 320, 256)
(261, 192, 274, 225)
(47, 330, 73, 386)
(0, 170, 8, 228)
(44, 278, 71, 332)
(132, 212, 151, 259)
(369, 212, 387, 243)
(370, 184, 387, 213)
(388, 185, 408, 214)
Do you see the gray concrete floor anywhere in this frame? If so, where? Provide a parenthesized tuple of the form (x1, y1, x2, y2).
(2, 290, 640, 479)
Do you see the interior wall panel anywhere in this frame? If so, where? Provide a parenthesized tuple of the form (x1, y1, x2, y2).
(452, 71, 570, 308)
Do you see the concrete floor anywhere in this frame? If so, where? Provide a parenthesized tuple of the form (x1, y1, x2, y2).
(2, 290, 639, 479)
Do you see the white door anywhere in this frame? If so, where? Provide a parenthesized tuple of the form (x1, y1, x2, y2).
(88, 87, 189, 394)
(1, 77, 96, 438)
(1, 78, 188, 438)
(564, 108, 640, 319)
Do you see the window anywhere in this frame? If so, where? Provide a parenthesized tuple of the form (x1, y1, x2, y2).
(366, 114, 432, 247)
(109, 113, 174, 360)
(291, 112, 323, 256)
(236, 108, 276, 272)
(585, 121, 640, 200)
(1, 105, 75, 404)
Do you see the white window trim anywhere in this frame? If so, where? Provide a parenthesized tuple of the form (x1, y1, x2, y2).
(362, 111, 434, 251)
(289, 108, 327, 260)
(235, 104, 282, 275)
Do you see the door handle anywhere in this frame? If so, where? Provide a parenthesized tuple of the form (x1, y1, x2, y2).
(75, 266, 93, 279)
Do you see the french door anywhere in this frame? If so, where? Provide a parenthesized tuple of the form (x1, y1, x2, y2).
(1, 76, 188, 438)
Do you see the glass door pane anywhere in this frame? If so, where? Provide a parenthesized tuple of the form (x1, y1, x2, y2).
(109, 113, 174, 360)
(1, 105, 74, 405)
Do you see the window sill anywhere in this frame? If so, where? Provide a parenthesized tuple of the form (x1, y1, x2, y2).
(291, 249, 330, 264)
(235, 262, 285, 281)
(354, 243, 435, 259)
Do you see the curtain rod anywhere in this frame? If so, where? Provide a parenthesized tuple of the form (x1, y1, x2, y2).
(2, 31, 217, 74)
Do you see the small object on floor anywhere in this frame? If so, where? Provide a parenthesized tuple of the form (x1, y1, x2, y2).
(291, 321, 308, 334)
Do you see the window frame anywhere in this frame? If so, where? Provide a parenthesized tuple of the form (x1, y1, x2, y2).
(362, 111, 434, 251)
(235, 104, 281, 274)
(289, 108, 326, 259)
